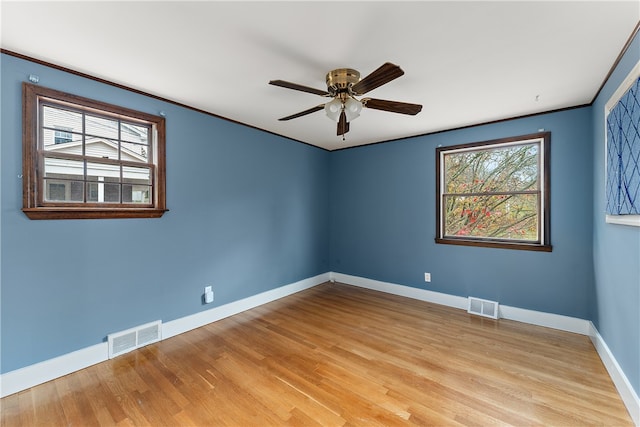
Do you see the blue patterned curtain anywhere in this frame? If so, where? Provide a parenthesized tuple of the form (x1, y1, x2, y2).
(606, 76, 640, 215)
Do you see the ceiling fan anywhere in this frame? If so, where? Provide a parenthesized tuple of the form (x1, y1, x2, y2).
(269, 62, 422, 139)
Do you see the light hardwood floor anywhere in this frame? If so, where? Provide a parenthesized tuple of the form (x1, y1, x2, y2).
(1, 282, 632, 426)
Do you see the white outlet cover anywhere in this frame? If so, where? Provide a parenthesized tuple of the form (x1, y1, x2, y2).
(204, 289, 214, 304)
(424, 273, 431, 282)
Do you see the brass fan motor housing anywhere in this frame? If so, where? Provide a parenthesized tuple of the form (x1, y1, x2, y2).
(326, 68, 360, 93)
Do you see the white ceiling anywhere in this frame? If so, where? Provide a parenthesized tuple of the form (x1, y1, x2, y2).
(1, 1, 639, 151)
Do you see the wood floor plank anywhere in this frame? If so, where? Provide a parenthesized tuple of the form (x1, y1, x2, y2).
(1, 282, 633, 426)
(29, 380, 67, 426)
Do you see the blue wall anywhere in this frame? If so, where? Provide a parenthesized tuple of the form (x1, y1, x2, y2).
(591, 30, 640, 396)
(329, 108, 594, 319)
(2, 41, 638, 403)
(0, 54, 330, 373)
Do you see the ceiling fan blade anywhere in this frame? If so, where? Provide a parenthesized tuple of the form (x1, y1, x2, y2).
(278, 105, 325, 121)
(351, 62, 405, 95)
(362, 98, 422, 115)
(337, 111, 350, 136)
(269, 80, 330, 96)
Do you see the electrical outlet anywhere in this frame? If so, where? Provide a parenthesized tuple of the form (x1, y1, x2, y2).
(204, 285, 214, 304)
(424, 272, 431, 282)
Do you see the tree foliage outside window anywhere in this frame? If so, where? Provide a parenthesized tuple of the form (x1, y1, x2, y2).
(436, 132, 551, 251)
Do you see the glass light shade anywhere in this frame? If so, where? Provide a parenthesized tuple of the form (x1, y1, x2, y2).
(344, 97, 363, 122)
(324, 98, 342, 122)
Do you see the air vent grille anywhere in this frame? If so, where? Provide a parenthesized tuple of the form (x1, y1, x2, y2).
(112, 332, 136, 355)
(108, 320, 162, 359)
(138, 324, 161, 346)
(467, 297, 499, 319)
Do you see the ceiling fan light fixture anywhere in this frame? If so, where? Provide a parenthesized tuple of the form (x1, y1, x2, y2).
(324, 97, 343, 121)
(344, 97, 362, 122)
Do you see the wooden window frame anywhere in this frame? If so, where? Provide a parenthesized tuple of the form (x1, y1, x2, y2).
(22, 82, 167, 220)
(435, 132, 551, 252)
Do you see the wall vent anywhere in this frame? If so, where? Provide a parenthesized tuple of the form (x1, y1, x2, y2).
(108, 320, 162, 359)
(467, 297, 499, 319)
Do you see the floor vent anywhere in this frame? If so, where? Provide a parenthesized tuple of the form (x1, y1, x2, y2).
(108, 320, 162, 359)
(467, 297, 499, 319)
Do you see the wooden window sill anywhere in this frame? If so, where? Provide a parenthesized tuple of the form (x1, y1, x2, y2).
(435, 238, 552, 252)
(22, 207, 169, 220)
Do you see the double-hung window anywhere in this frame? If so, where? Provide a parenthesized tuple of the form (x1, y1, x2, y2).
(22, 83, 167, 219)
(436, 132, 551, 251)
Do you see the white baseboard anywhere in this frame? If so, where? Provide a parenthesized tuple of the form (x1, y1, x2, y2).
(0, 272, 330, 398)
(162, 272, 329, 339)
(0, 343, 107, 398)
(331, 272, 590, 334)
(499, 305, 592, 335)
(331, 272, 638, 424)
(589, 323, 640, 426)
(330, 272, 469, 310)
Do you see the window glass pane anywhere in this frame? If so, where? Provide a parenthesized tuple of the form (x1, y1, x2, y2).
(85, 114, 118, 139)
(85, 137, 119, 159)
(46, 182, 66, 201)
(445, 144, 539, 194)
(70, 181, 84, 201)
(443, 193, 539, 241)
(43, 129, 83, 151)
(44, 180, 84, 202)
(121, 122, 149, 144)
(44, 158, 84, 179)
(87, 162, 120, 181)
(606, 77, 640, 215)
(87, 182, 99, 202)
(121, 141, 149, 161)
(123, 166, 151, 185)
(104, 183, 120, 203)
(43, 105, 83, 134)
(123, 185, 151, 204)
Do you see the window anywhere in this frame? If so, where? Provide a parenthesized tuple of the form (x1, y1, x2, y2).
(436, 132, 551, 251)
(22, 83, 167, 219)
(605, 60, 640, 226)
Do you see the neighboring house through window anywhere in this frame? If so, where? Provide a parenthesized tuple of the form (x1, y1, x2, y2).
(436, 132, 551, 251)
(22, 83, 167, 219)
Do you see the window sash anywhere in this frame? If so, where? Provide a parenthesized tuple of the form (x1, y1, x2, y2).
(441, 193, 542, 244)
(37, 101, 155, 207)
(40, 102, 152, 162)
(39, 156, 155, 206)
